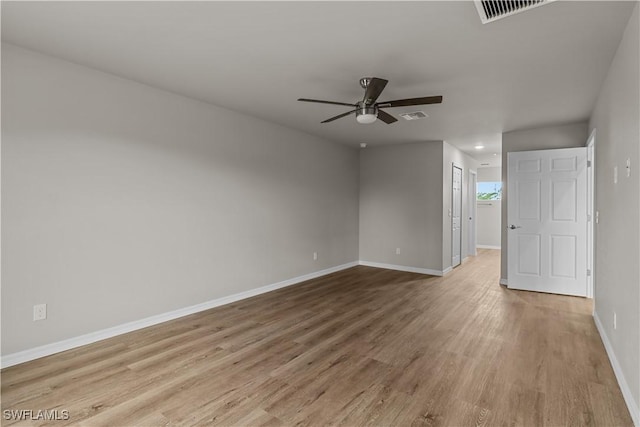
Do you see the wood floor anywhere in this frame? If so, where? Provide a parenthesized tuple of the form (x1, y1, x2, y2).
(1, 249, 632, 426)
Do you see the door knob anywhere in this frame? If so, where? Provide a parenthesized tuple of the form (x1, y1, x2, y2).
(508, 224, 522, 230)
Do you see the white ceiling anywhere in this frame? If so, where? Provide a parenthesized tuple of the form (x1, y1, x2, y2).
(1, 1, 634, 164)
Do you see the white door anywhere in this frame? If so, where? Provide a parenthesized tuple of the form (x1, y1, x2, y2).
(468, 170, 477, 257)
(507, 147, 588, 297)
(452, 165, 462, 267)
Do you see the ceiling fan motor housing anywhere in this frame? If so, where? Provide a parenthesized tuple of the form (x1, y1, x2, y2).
(359, 77, 372, 89)
(356, 101, 378, 124)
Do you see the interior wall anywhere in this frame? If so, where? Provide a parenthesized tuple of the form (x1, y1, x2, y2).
(589, 3, 640, 417)
(477, 166, 501, 182)
(442, 142, 479, 270)
(1, 44, 360, 355)
(500, 122, 589, 281)
(359, 142, 444, 272)
(476, 167, 502, 248)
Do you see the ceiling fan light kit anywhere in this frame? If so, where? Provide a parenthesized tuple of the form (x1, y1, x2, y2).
(355, 102, 378, 124)
(298, 77, 443, 125)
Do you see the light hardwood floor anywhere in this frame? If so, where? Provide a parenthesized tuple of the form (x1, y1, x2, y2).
(1, 249, 633, 426)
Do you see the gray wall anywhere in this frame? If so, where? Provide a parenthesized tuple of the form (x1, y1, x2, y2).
(500, 122, 589, 281)
(477, 167, 501, 182)
(358, 141, 478, 273)
(359, 142, 444, 272)
(1, 44, 360, 355)
(589, 3, 639, 414)
(476, 201, 501, 248)
(442, 142, 479, 270)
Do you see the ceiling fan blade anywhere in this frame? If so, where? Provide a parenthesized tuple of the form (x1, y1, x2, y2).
(298, 98, 356, 107)
(377, 109, 398, 124)
(377, 96, 443, 108)
(363, 78, 388, 105)
(321, 109, 357, 123)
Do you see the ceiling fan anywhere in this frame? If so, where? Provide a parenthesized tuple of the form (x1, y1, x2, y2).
(298, 77, 442, 125)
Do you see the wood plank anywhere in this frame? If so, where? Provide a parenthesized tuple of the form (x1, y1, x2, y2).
(1, 249, 633, 426)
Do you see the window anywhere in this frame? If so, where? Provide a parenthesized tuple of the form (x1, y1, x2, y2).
(477, 182, 502, 200)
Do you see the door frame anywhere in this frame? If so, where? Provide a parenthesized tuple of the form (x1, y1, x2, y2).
(451, 163, 463, 268)
(468, 169, 477, 257)
(586, 129, 596, 299)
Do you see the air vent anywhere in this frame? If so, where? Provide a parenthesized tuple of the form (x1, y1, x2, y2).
(399, 111, 428, 121)
(474, 0, 555, 24)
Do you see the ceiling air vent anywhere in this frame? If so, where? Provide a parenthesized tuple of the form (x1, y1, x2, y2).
(399, 111, 428, 121)
(474, 0, 555, 24)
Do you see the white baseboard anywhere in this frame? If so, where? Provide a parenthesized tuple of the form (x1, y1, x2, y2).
(499, 278, 508, 286)
(477, 245, 501, 250)
(442, 266, 453, 275)
(1, 261, 358, 369)
(358, 261, 444, 276)
(594, 312, 640, 427)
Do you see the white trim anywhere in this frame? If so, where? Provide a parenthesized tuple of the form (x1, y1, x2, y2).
(499, 278, 508, 286)
(468, 169, 478, 257)
(593, 312, 640, 427)
(442, 266, 453, 275)
(451, 163, 463, 268)
(477, 244, 501, 250)
(358, 261, 444, 277)
(1, 261, 358, 368)
(586, 129, 596, 300)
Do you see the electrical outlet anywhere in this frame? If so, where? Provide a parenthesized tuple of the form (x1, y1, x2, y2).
(396, 248, 401, 255)
(33, 304, 47, 321)
(613, 312, 617, 330)
(596, 211, 599, 224)
(313, 252, 318, 261)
